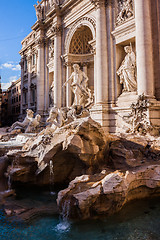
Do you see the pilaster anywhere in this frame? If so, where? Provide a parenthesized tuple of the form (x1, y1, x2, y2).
(26, 51, 32, 109)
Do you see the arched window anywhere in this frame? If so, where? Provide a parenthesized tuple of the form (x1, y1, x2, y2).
(69, 26, 93, 54)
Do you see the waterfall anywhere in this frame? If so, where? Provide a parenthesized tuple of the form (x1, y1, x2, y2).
(7, 174, 11, 190)
(7, 160, 14, 190)
(49, 160, 55, 195)
(55, 200, 71, 232)
(61, 200, 71, 221)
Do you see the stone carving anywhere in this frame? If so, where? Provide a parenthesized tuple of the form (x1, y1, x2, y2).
(46, 107, 64, 130)
(66, 105, 90, 123)
(63, 64, 93, 108)
(25, 114, 41, 133)
(116, 0, 134, 25)
(8, 109, 34, 133)
(123, 94, 151, 134)
(34, 1, 43, 21)
(117, 45, 137, 92)
(49, 41, 54, 61)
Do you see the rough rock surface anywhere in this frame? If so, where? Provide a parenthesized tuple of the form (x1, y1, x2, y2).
(57, 165, 160, 219)
(6, 117, 107, 187)
(106, 134, 160, 170)
(0, 156, 10, 191)
(0, 191, 58, 223)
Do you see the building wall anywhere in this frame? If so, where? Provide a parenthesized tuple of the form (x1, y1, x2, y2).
(7, 78, 21, 125)
(19, 0, 160, 132)
(1, 90, 9, 126)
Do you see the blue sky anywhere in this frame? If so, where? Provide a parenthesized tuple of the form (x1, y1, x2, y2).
(0, 0, 37, 90)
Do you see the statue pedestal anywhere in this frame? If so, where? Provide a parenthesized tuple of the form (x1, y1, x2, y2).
(116, 91, 138, 108)
(90, 104, 116, 134)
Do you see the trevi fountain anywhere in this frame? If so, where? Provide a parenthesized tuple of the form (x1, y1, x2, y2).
(1, 0, 160, 239)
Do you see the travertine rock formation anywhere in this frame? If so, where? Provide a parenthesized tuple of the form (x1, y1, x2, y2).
(106, 134, 160, 170)
(6, 117, 107, 186)
(57, 165, 160, 219)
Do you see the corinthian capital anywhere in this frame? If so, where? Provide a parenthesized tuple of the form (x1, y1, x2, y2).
(90, 0, 106, 8)
(51, 24, 62, 36)
(36, 38, 45, 48)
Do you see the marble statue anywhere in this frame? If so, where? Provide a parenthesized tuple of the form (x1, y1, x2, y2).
(117, 0, 134, 25)
(46, 107, 64, 130)
(34, 1, 43, 21)
(49, 41, 54, 61)
(8, 109, 34, 132)
(25, 114, 41, 133)
(117, 45, 137, 92)
(63, 64, 93, 108)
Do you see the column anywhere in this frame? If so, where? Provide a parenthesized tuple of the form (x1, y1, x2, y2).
(135, 0, 154, 97)
(37, 39, 45, 114)
(95, 0, 109, 104)
(27, 54, 32, 109)
(66, 63, 72, 107)
(54, 22, 62, 108)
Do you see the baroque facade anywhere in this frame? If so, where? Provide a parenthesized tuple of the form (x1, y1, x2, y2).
(19, 0, 160, 133)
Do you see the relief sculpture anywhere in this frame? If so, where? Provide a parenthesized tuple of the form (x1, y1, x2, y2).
(116, 0, 134, 25)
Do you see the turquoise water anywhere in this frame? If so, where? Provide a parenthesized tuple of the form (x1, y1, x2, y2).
(0, 197, 160, 240)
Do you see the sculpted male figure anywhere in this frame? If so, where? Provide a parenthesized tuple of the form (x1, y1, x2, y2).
(34, 1, 43, 20)
(63, 64, 92, 107)
(25, 114, 41, 133)
(46, 107, 64, 129)
(117, 45, 137, 92)
(8, 109, 34, 132)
